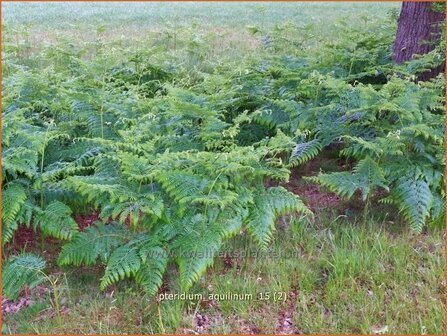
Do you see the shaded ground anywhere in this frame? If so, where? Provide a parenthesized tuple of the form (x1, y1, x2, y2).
(3, 202, 445, 334)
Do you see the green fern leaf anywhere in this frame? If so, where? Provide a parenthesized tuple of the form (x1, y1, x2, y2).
(2, 221, 19, 246)
(289, 139, 322, 166)
(119, 151, 152, 183)
(35, 201, 79, 240)
(2, 183, 27, 244)
(135, 245, 168, 296)
(173, 229, 222, 291)
(306, 172, 359, 199)
(393, 178, 433, 233)
(2, 147, 38, 178)
(216, 206, 247, 239)
(2, 254, 46, 300)
(309, 157, 388, 201)
(58, 222, 130, 266)
(154, 171, 209, 204)
(353, 156, 389, 200)
(99, 196, 164, 228)
(429, 194, 445, 226)
(246, 187, 311, 249)
(2, 183, 27, 227)
(100, 236, 145, 289)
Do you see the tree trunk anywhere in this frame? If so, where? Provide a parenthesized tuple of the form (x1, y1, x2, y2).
(393, 2, 445, 80)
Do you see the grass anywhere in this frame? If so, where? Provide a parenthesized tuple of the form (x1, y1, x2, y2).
(2, 2, 399, 29)
(2, 2, 399, 69)
(3, 211, 445, 334)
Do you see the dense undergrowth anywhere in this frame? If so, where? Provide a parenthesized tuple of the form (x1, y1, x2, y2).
(1, 3, 445, 321)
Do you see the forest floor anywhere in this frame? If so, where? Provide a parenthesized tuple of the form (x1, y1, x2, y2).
(2, 2, 445, 334)
(3, 162, 445, 334)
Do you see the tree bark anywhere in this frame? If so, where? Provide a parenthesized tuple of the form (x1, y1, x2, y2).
(393, 2, 445, 80)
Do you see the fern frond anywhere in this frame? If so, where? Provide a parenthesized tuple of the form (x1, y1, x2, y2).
(253, 159, 291, 182)
(429, 194, 445, 226)
(41, 162, 91, 182)
(289, 139, 322, 166)
(173, 228, 222, 291)
(2, 222, 19, 246)
(2, 254, 46, 300)
(260, 129, 296, 155)
(2, 147, 38, 178)
(252, 99, 296, 129)
(119, 151, 152, 183)
(306, 172, 359, 199)
(309, 157, 388, 201)
(402, 124, 444, 145)
(34, 201, 79, 240)
(2, 183, 27, 244)
(100, 236, 146, 289)
(135, 245, 168, 296)
(64, 174, 134, 205)
(246, 187, 311, 249)
(392, 178, 433, 233)
(215, 206, 247, 239)
(383, 159, 443, 189)
(154, 170, 209, 204)
(58, 222, 130, 266)
(353, 156, 389, 200)
(99, 196, 164, 226)
(340, 136, 383, 159)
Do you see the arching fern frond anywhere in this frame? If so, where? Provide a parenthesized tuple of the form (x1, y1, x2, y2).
(173, 228, 223, 291)
(100, 234, 168, 294)
(353, 156, 389, 200)
(246, 187, 311, 249)
(34, 201, 79, 240)
(308, 156, 388, 201)
(384, 178, 433, 233)
(100, 237, 144, 289)
(340, 136, 384, 159)
(2, 147, 38, 179)
(58, 222, 130, 266)
(99, 196, 164, 227)
(402, 124, 444, 145)
(306, 172, 359, 199)
(214, 204, 248, 239)
(135, 245, 168, 296)
(154, 170, 209, 204)
(119, 151, 152, 183)
(2, 182, 27, 244)
(2, 254, 46, 300)
(289, 139, 322, 167)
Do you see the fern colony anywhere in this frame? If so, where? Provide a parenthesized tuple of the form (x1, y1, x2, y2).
(2, 9, 445, 299)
